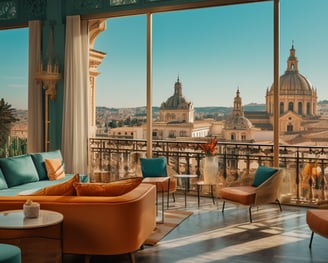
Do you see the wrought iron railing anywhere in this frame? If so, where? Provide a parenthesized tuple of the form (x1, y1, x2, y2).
(89, 137, 328, 207)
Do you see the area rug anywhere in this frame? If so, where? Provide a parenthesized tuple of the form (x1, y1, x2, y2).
(144, 209, 193, 246)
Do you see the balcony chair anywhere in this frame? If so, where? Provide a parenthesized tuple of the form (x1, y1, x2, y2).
(219, 166, 282, 223)
(306, 209, 328, 248)
(140, 157, 177, 208)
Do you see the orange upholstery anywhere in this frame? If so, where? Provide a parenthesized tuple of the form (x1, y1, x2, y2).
(0, 183, 156, 257)
(219, 186, 256, 206)
(306, 209, 328, 248)
(219, 167, 282, 222)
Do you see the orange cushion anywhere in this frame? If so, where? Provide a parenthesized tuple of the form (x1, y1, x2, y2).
(74, 177, 143, 196)
(30, 174, 80, 196)
(306, 209, 328, 238)
(153, 178, 177, 193)
(219, 186, 256, 205)
(45, 159, 65, 180)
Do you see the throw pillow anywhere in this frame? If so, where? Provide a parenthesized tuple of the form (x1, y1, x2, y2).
(0, 155, 39, 187)
(74, 177, 143, 196)
(30, 174, 80, 196)
(45, 159, 65, 180)
(252, 166, 278, 187)
(140, 157, 167, 177)
(30, 150, 64, 180)
(0, 168, 8, 190)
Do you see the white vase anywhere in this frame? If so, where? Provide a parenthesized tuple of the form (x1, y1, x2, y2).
(202, 156, 218, 185)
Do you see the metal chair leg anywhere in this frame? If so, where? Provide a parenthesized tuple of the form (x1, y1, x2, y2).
(249, 206, 253, 223)
(276, 199, 282, 212)
(309, 231, 314, 249)
(197, 184, 201, 208)
(222, 200, 225, 213)
(210, 185, 215, 205)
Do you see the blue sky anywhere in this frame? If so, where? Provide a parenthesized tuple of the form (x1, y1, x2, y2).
(1, 0, 328, 109)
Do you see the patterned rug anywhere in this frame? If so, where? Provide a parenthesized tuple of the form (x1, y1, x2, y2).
(144, 209, 193, 246)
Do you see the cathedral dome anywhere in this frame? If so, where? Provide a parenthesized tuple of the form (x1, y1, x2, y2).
(269, 45, 314, 96)
(161, 77, 192, 109)
(279, 71, 313, 95)
(225, 116, 253, 130)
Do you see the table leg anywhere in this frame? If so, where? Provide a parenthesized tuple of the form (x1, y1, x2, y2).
(184, 178, 187, 208)
(161, 184, 165, 223)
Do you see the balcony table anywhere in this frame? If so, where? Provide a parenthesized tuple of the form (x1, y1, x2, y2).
(174, 174, 199, 208)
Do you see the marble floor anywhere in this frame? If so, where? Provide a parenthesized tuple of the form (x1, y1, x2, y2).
(64, 193, 327, 263)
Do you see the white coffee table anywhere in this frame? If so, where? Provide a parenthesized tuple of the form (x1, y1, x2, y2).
(0, 209, 63, 263)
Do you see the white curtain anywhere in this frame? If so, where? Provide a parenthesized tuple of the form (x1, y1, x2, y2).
(62, 16, 89, 174)
(27, 20, 43, 154)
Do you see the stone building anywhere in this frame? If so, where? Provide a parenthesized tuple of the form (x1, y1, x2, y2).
(224, 89, 254, 142)
(246, 45, 319, 135)
(152, 77, 211, 139)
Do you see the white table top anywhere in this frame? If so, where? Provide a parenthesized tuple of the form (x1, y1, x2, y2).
(174, 174, 199, 179)
(142, 177, 170, 183)
(0, 210, 63, 229)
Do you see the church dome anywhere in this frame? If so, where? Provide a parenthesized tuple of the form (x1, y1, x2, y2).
(269, 44, 314, 96)
(225, 116, 253, 130)
(225, 89, 253, 130)
(161, 77, 192, 109)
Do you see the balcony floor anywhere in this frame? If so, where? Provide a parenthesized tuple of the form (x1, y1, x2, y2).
(64, 193, 327, 263)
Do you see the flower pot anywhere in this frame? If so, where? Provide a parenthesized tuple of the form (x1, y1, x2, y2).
(201, 156, 218, 185)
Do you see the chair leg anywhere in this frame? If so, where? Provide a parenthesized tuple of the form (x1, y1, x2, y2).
(210, 185, 215, 205)
(172, 192, 176, 202)
(221, 200, 225, 213)
(309, 231, 314, 249)
(249, 206, 253, 223)
(276, 199, 282, 212)
(197, 184, 201, 208)
(128, 252, 136, 263)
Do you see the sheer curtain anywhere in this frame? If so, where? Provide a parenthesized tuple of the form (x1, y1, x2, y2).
(27, 21, 43, 153)
(62, 16, 89, 174)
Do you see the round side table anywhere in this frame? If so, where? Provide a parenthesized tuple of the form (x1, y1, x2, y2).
(0, 210, 63, 263)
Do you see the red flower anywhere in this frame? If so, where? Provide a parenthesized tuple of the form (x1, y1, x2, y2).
(199, 137, 218, 156)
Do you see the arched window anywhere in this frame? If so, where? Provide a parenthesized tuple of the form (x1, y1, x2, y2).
(231, 133, 236, 141)
(280, 102, 284, 114)
(287, 124, 293, 132)
(298, 102, 302, 114)
(288, 102, 294, 112)
(307, 102, 311, 115)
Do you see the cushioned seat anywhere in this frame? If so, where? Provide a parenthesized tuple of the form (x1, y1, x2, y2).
(219, 166, 282, 222)
(0, 244, 21, 263)
(306, 209, 328, 248)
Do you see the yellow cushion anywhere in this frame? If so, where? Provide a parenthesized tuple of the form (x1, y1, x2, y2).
(74, 177, 143, 196)
(30, 174, 80, 196)
(45, 159, 65, 180)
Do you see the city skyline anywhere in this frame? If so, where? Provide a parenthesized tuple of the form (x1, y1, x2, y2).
(0, 0, 328, 110)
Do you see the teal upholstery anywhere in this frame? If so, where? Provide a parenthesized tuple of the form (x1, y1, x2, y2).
(0, 169, 8, 190)
(0, 243, 21, 263)
(140, 157, 167, 177)
(30, 150, 64, 180)
(252, 166, 278, 187)
(0, 155, 39, 188)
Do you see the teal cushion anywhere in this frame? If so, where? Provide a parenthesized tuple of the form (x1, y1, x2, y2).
(0, 243, 21, 262)
(0, 168, 8, 190)
(30, 150, 64, 180)
(0, 155, 39, 187)
(252, 166, 278, 187)
(140, 157, 167, 177)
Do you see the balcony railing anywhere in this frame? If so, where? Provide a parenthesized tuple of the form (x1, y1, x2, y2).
(89, 137, 328, 208)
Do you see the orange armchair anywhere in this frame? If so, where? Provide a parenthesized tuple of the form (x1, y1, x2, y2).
(219, 166, 282, 222)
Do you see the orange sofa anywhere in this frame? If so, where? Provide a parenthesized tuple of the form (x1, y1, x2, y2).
(0, 183, 156, 261)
